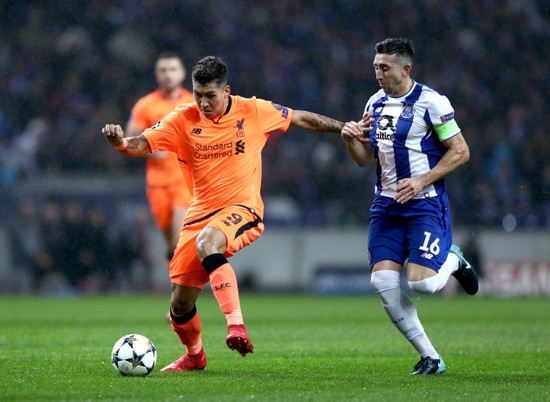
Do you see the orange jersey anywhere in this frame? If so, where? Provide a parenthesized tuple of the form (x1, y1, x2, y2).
(142, 95, 294, 223)
(129, 88, 195, 187)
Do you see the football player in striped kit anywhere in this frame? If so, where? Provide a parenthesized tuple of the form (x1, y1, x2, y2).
(342, 38, 478, 375)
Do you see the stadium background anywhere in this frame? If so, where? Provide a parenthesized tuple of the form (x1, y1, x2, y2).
(0, 0, 549, 295)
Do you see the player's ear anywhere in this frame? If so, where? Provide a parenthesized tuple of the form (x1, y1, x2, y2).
(402, 64, 412, 76)
(224, 85, 231, 97)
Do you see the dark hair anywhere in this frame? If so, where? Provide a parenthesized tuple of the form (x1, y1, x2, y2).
(157, 51, 183, 63)
(375, 38, 414, 65)
(192, 56, 228, 86)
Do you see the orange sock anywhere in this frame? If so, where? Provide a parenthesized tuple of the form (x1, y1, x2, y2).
(170, 308, 203, 355)
(209, 263, 244, 326)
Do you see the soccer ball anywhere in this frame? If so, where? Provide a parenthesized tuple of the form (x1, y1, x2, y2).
(111, 334, 157, 376)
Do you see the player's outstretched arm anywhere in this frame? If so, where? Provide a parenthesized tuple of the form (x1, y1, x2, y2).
(125, 122, 165, 159)
(124, 122, 143, 139)
(102, 124, 151, 157)
(290, 110, 344, 133)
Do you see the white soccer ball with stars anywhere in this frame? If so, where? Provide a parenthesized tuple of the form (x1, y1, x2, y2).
(111, 334, 157, 376)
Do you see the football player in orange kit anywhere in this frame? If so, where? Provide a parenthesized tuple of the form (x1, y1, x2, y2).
(126, 52, 194, 259)
(103, 56, 373, 372)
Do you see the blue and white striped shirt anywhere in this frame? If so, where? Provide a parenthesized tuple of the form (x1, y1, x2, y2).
(365, 81, 461, 199)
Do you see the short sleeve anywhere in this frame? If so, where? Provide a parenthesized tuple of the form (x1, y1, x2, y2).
(426, 92, 461, 141)
(142, 109, 180, 153)
(426, 93, 456, 126)
(254, 98, 294, 134)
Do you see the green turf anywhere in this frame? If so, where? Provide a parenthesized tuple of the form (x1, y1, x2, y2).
(1, 294, 548, 401)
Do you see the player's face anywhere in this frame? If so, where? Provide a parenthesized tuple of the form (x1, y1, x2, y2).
(373, 53, 410, 97)
(155, 58, 185, 91)
(193, 81, 230, 119)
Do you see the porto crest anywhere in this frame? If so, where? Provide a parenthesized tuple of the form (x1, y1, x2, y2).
(401, 103, 414, 119)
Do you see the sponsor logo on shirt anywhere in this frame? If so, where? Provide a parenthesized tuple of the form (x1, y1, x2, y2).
(375, 115, 396, 142)
(191, 127, 202, 135)
(272, 103, 289, 118)
(192, 139, 245, 160)
(440, 112, 454, 123)
(194, 141, 233, 159)
(375, 132, 395, 141)
(235, 140, 245, 155)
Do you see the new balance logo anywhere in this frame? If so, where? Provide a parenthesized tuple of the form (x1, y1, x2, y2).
(236, 140, 245, 155)
(421, 252, 434, 260)
(191, 128, 202, 135)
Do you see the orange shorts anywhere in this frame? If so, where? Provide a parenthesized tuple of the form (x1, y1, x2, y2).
(146, 180, 192, 229)
(170, 205, 264, 289)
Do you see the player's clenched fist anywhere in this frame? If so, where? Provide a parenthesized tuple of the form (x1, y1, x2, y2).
(102, 124, 125, 147)
(102, 124, 150, 155)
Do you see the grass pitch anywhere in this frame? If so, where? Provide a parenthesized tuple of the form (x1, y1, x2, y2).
(1, 294, 548, 401)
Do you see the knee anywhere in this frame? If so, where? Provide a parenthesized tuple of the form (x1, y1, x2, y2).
(371, 270, 400, 293)
(195, 235, 209, 261)
(195, 227, 226, 261)
(408, 276, 439, 294)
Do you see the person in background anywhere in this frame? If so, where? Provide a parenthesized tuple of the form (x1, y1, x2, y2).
(125, 52, 194, 261)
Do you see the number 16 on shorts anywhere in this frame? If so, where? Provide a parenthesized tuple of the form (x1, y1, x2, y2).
(419, 231, 440, 260)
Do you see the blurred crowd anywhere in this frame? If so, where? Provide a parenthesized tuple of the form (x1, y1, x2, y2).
(0, 1, 549, 289)
(4, 195, 156, 293)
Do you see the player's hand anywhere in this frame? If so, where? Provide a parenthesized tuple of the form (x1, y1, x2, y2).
(354, 111, 375, 143)
(360, 111, 375, 130)
(395, 177, 426, 204)
(342, 111, 375, 142)
(341, 121, 364, 142)
(102, 124, 125, 147)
